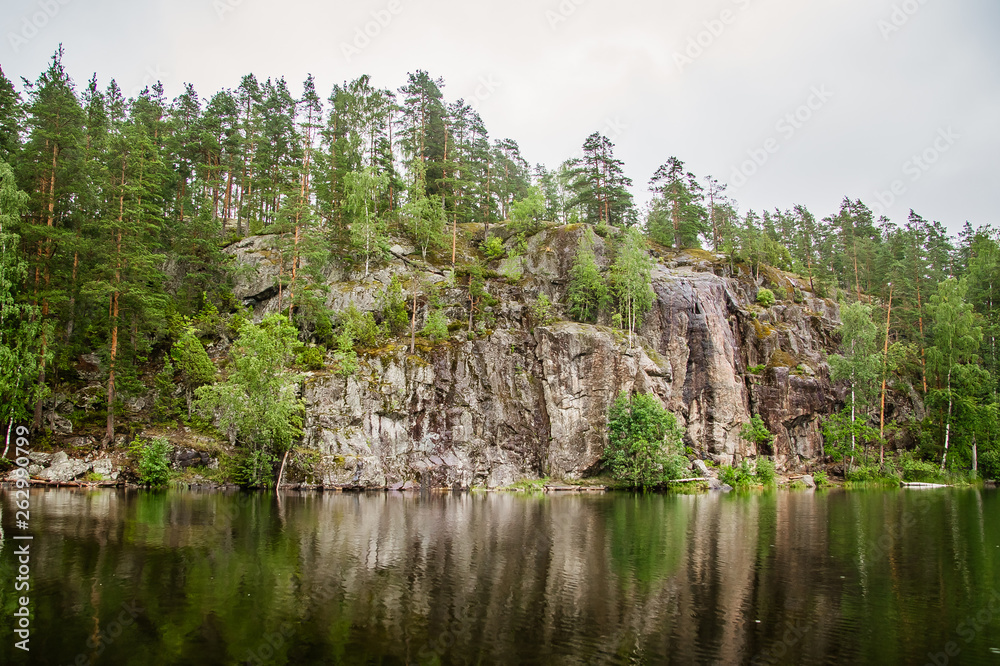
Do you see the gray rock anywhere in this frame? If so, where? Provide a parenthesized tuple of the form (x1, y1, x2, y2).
(77, 354, 103, 381)
(224, 225, 855, 488)
(29, 452, 53, 466)
(50, 415, 73, 435)
(693, 460, 710, 478)
(801, 474, 816, 488)
(708, 478, 733, 492)
(37, 454, 91, 482)
(91, 458, 114, 478)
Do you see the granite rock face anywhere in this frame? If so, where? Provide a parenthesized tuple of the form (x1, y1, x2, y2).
(226, 225, 845, 487)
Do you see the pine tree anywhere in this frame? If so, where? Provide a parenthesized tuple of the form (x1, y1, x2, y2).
(0, 66, 24, 164)
(84, 106, 167, 444)
(172, 327, 215, 418)
(19, 46, 85, 429)
(649, 157, 706, 249)
(567, 133, 634, 226)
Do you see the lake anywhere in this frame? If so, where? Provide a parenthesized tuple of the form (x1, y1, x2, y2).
(1, 487, 999, 665)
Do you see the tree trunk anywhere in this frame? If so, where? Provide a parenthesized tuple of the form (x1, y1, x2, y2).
(972, 432, 978, 474)
(410, 289, 417, 354)
(276, 449, 289, 489)
(106, 291, 119, 445)
(879, 283, 893, 464)
(849, 384, 856, 470)
(941, 368, 953, 471)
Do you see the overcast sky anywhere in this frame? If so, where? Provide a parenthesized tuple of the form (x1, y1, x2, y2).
(4, 0, 998, 234)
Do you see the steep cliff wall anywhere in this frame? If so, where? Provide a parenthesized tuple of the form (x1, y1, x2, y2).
(226, 225, 843, 487)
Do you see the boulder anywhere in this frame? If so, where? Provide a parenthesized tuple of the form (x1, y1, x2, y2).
(693, 460, 711, 478)
(37, 452, 91, 482)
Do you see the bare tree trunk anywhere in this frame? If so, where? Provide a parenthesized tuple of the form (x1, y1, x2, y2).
(276, 449, 289, 489)
(410, 289, 417, 354)
(879, 282, 893, 464)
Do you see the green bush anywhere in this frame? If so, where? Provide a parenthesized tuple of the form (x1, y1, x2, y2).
(531, 293, 557, 326)
(981, 450, 1000, 480)
(130, 437, 172, 486)
(481, 235, 505, 260)
(812, 470, 828, 487)
(747, 364, 766, 375)
(336, 305, 381, 349)
(499, 256, 523, 282)
(719, 460, 756, 488)
(379, 275, 410, 337)
(296, 346, 325, 371)
(845, 464, 899, 486)
(421, 309, 450, 341)
(740, 415, 774, 452)
(756, 288, 775, 307)
(719, 458, 774, 488)
(755, 458, 776, 485)
(233, 447, 276, 488)
(901, 457, 944, 483)
(603, 391, 688, 488)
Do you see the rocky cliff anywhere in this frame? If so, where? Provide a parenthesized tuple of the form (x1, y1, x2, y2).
(226, 224, 844, 488)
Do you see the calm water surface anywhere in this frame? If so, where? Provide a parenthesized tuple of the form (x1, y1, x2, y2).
(1, 488, 999, 665)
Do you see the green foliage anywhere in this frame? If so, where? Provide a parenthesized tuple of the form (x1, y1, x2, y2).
(567, 228, 609, 323)
(719, 460, 754, 488)
(755, 458, 776, 485)
(901, 456, 944, 483)
(747, 364, 766, 375)
(739, 415, 774, 452)
(822, 406, 879, 465)
(719, 458, 775, 488)
(332, 331, 358, 376)
(379, 275, 410, 337)
(844, 464, 899, 487)
(980, 449, 1000, 480)
(531, 293, 557, 326)
(499, 256, 523, 282)
(812, 470, 829, 487)
(567, 132, 636, 226)
(341, 305, 381, 348)
(648, 157, 707, 249)
(153, 357, 178, 419)
(130, 436, 171, 486)
(480, 235, 506, 260)
(421, 309, 449, 341)
(172, 327, 216, 417)
(232, 447, 277, 488)
(296, 346, 325, 371)
(925, 277, 984, 470)
(603, 391, 687, 488)
(0, 159, 44, 433)
(756, 288, 775, 307)
(610, 228, 654, 345)
(344, 167, 389, 275)
(194, 313, 304, 455)
(402, 189, 447, 260)
(192, 299, 221, 338)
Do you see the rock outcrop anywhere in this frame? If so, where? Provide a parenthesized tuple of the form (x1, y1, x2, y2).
(225, 225, 845, 487)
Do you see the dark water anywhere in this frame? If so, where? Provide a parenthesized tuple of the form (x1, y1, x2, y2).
(1, 488, 1000, 665)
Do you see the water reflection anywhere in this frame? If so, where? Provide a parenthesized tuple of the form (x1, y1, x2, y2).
(1, 488, 999, 664)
